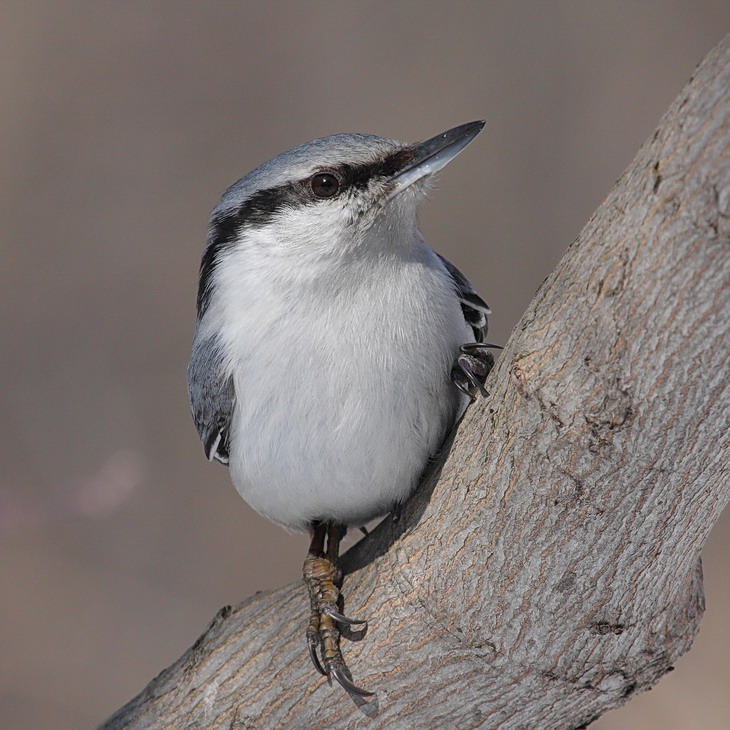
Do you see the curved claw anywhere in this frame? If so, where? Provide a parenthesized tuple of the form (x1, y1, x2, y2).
(452, 374, 476, 401)
(324, 607, 368, 628)
(307, 636, 327, 676)
(330, 665, 375, 697)
(461, 341, 503, 352)
(451, 368, 476, 403)
(457, 355, 489, 397)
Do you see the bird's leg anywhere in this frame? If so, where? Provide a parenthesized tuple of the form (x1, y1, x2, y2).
(304, 521, 373, 696)
(305, 522, 328, 675)
(451, 342, 501, 401)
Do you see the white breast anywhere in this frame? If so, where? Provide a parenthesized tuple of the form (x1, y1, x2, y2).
(206, 230, 472, 530)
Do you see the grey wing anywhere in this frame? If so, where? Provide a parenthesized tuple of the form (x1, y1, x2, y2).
(188, 335, 235, 465)
(436, 253, 490, 342)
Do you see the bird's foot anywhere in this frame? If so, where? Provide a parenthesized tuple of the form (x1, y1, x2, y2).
(451, 342, 501, 401)
(304, 525, 373, 697)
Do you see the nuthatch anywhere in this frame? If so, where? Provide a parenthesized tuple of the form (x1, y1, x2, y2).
(188, 121, 496, 695)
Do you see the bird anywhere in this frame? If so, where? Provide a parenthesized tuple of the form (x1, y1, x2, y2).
(188, 121, 496, 696)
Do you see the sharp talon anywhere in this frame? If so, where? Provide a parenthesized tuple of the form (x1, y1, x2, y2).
(461, 341, 502, 352)
(457, 356, 489, 396)
(308, 636, 327, 676)
(452, 339, 496, 402)
(325, 607, 368, 628)
(330, 665, 375, 697)
(453, 377, 472, 399)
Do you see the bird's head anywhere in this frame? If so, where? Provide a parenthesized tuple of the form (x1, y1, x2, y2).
(197, 121, 484, 316)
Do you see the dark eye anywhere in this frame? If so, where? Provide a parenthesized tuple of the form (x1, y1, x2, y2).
(310, 173, 340, 198)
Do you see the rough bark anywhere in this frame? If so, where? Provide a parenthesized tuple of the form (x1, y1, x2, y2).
(99, 37, 730, 730)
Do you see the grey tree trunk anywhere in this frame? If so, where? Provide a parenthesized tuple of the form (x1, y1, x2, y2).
(99, 36, 730, 730)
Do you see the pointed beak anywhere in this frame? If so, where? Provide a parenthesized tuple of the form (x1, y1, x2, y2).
(386, 120, 485, 200)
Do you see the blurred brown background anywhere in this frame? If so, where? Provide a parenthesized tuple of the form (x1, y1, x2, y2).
(1, 3, 727, 728)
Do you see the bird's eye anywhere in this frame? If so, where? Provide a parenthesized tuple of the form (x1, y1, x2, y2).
(310, 173, 340, 198)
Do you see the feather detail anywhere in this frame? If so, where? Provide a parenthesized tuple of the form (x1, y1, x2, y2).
(436, 253, 490, 342)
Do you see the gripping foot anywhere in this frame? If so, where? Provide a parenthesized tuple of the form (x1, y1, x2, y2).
(451, 342, 501, 402)
(303, 522, 373, 697)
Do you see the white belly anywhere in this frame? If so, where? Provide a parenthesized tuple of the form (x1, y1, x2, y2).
(218, 246, 472, 530)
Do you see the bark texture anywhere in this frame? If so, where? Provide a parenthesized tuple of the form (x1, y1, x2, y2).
(100, 37, 730, 730)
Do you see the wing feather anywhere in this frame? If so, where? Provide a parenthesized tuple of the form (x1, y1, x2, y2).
(436, 253, 490, 342)
(188, 335, 235, 465)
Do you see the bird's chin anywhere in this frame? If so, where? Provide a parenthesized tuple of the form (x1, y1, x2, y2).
(372, 177, 431, 220)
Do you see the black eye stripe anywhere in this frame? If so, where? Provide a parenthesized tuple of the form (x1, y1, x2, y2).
(197, 148, 415, 316)
(302, 149, 415, 193)
(197, 185, 305, 315)
(339, 149, 414, 189)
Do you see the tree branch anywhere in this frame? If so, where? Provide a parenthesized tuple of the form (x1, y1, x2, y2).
(99, 36, 730, 730)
